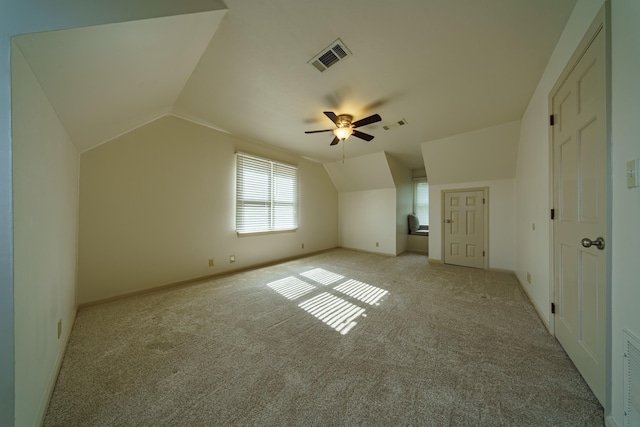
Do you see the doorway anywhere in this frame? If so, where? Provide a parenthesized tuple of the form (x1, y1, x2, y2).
(551, 12, 607, 405)
(442, 188, 487, 269)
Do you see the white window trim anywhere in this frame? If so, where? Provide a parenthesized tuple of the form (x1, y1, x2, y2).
(236, 152, 298, 235)
(413, 177, 429, 227)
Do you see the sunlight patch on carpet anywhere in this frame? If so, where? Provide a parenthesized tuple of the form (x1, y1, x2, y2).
(266, 276, 316, 300)
(300, 268, 344, 285)
(298, 293, 365, 335)
(265, 268, 388, 334)
(334, 279, 388, 305)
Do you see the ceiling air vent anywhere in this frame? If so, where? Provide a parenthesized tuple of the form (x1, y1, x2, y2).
(383, 119, 408, 130)
(309, 38, 351, 72)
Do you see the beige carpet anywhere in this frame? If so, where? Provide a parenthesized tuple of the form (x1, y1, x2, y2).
(44, 249, 603, 426)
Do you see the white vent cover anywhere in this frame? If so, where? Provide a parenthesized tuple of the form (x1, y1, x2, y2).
(308, 38, 351, 72)
(383, 119, 408, 131)
(624, 329, 640, 427)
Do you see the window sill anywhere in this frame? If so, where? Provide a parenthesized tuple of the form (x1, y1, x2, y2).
(236, 228, 298, 237)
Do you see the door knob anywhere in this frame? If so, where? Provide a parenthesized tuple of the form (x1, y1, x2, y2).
(581, 237, 605, 250)
(445, 219, 453, 223)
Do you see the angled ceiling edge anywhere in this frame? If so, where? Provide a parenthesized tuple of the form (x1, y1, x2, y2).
(14, 9, 227, 152)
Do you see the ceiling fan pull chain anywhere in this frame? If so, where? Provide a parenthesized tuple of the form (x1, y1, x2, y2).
(342, 141, 345, 164)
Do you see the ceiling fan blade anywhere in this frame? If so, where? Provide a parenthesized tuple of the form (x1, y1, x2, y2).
(304, 129, 334, 134)
(324, 111, 339, 125)
(352, 114, 381, 128)
(352, 130, 374, 141)
(330, 136, 340, 146)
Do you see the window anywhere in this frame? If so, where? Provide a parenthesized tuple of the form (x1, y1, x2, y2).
(414, 178, 429, 225)
(236, 153, 298, 234)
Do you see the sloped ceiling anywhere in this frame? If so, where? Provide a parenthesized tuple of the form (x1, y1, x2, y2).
(14, 10, 226, 152)
(174, 0, 576, 168)
(13, 0, 576, 168)
(324, 152, 396, 192)
(421, 120, 521, 185)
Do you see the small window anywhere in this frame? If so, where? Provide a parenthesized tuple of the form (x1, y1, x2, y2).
(414, 178, 429, 225)
(236, 153, 298, 234)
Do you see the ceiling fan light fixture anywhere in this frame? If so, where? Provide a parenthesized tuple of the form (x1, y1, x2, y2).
(305, 111, 380, 145)
(334, 127, 353, 140)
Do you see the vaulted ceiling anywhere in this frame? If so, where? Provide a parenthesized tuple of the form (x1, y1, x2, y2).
(13, 11, 226, 152)
(14, 0, 577, 169)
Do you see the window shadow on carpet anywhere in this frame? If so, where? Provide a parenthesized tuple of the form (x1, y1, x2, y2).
(266, 267, 389, 335)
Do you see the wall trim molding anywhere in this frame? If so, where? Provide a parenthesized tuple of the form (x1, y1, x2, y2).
(488, 267, 515, 275)
(515, 275, 552, 334)
(37, 307, 78, 426)
(79, 248, 338, 308)
(604, 415, 618, 427)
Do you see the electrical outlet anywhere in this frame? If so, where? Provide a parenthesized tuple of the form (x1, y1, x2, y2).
(208, 258, 215, 267)
(376, 242, 379, 247)
(527, 272, 532, 284)
(230, 255, 235, 263)
(57, 319, 62, 339)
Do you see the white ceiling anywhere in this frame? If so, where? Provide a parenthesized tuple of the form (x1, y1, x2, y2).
(14, 11, 226, 152)
(325, 152, 396, 192)
(421, 120, 521, 185)
(14, 0, 577, 168)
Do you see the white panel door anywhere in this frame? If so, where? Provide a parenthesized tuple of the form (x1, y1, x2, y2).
(552, 28, 606, 405)
(443, 189, 485, 269)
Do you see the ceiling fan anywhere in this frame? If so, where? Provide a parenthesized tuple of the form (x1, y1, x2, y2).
(305, 111, 382, 146)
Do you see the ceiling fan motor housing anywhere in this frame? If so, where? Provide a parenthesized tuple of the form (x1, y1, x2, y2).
(304, 111, 381, 145)
(336, 114, 353, 128)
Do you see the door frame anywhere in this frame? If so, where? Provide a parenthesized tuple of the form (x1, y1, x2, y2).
(441, 187, 489, 269)
(548, 4, 610, 410)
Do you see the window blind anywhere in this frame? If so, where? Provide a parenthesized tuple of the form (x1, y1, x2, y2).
(236, 153, 298, 234)
(414, 179, 429, 225)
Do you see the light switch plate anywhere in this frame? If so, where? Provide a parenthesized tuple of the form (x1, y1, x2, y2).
(627, 158, 640, 188)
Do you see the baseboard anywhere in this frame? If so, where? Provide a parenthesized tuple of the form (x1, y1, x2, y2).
(605, 415, 618, 427)
(488, 267, 516, 275)
(338, 246, 397, 257)
(80, 247, 339, 308)
(37, 306, 78, 426)
(405, 249, 429, 255)
(514, 275, 552, 334)
(428, 258, 442, 264)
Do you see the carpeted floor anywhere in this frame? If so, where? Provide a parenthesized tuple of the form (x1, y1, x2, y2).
(44, 249, 603, 426)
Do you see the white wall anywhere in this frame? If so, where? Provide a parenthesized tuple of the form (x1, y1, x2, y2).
(421, 120, 520, 271)
(429, 179, 516, 271)
(326, 151, 410, 256)
(4, 3, 633, 427)
(610, 1, 640, 425)
(324, 152, 395, 192)
(386, 153, 413, 255)
(421, 120, 521, 185)
(512, 1, 640, 423)
(78, 115, 338, 303)
(2, 3, 227, 424)
(514, 0, 604, 329)
(339, 189, 396, 255)
(11, 43, 80, 427)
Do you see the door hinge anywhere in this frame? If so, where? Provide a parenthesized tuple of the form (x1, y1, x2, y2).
(550, 208, 555, 220)
(551, 302, 556, 314)
(482, 198, 486, 204)
(550, 114, 555, 126)
(482, 250, 485, 257)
